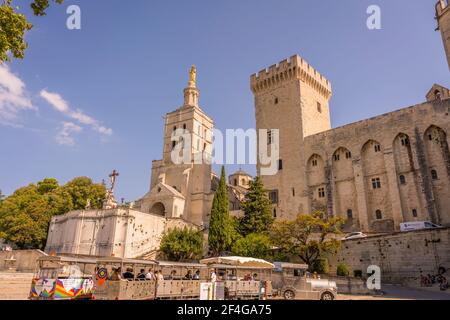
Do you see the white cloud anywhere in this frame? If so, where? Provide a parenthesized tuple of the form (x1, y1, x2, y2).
(40, 89, 113, 138)
(0, 64, 35, 126)
(39, 90, 70, 113)
(56, 122, 83, 146)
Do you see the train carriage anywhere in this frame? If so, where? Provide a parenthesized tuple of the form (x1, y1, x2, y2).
(200, 256, 274, 300)
(156, 261, 208, 299)
(29, 256, 97, 300)
(92, 257, 158, 300)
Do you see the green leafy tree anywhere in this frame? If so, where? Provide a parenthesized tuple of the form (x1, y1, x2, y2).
(270, 211, 344, 269)
(37, 178, 59, 194)
(208, 166, 235, 255)
(239, 176, 274, 236)
(0, 177, 106, 249)
(232, 233, 272, 259)
(60, 177, 106, 210)
(0, 184, 53, 248)
(160, 227, 203, 261)
(0, 0, 64, 62)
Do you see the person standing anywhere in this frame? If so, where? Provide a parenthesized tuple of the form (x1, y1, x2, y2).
(210, 269, 217, 283)
(145, 269, 155, 280)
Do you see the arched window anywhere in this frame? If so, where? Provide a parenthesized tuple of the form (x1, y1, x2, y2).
(399, 175, 406, 185)
(375, 210, 382, 220)
(435, 90, 442, 100)
(431, 170, 438, 180)
(173, 126, 177, 131)
(233, 179, 237, 186)
(347, 209, 353, 219)
(273, 208, 277, 218)
(412, 209, 418, 218)
(183, 124, 187, 130)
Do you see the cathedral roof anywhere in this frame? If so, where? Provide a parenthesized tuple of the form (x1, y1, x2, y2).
(144, 182, 185, 200)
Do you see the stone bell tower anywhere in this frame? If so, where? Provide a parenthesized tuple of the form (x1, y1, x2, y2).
(436, 0, 450, 69)
(143, 65, 215, 226)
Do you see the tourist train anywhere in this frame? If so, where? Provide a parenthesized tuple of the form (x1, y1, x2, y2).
(29, 255, 337, 300)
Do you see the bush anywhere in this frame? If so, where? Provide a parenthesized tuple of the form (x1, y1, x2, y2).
(160, 227, 204, 261)
(231, 233, 272, 259)
(311, 257, 329, 274)
(337, 263, 350, 277)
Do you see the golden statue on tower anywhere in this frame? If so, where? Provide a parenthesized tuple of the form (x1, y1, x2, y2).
(188, 65, 197, 87)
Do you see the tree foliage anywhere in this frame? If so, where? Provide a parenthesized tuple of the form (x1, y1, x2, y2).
(270, 211, 344, 269)
(208, 166, 235, 256)
(160, 227, 204, 261)
(232, 233, 272, 259)
(238, 176, 274, 236)
(0, 176, 105, 249)
(0, 0, 63, 62)
(60, 176, 105, 210)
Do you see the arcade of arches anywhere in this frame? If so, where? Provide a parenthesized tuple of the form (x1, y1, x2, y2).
(306, 125, 450, 233)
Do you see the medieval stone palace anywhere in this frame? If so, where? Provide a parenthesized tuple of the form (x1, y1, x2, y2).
(45, 1, 450, 258)
(254, 1, 450, 233)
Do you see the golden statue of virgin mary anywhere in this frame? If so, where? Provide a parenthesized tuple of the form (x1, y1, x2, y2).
(188, 65, 197, 87)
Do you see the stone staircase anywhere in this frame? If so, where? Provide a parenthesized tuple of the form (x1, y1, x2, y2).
(0, 272, 33, 300)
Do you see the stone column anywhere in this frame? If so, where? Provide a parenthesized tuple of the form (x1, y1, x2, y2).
(383, 149, 404, 231)
(353, 158, 370, 232)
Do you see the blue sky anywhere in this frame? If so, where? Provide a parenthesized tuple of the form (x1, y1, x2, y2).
(0, 0, 448, 202)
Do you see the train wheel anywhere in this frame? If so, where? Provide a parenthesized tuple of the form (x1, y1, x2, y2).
(283, 289, 295, 300)
(320, 292, 334, 300)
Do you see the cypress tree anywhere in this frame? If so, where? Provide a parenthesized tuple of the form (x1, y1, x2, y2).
(239, 176, 274, 236)
(208, 166, 234, 255)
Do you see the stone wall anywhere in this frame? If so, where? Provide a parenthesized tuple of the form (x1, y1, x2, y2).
(328, 228, 450, 286)
(45, 208, 198, 259)
(304, 99, 450, 233)
(0, 250, 47, 273)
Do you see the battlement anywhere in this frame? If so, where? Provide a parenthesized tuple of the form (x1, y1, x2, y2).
(250, 54, 332, 99)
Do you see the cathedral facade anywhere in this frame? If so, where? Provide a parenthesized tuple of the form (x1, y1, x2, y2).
(45, 68, 247, 258)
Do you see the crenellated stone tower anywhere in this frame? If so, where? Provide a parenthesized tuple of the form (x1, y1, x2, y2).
(436, 0, 450, 69)
(251, 55, 332, 219)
